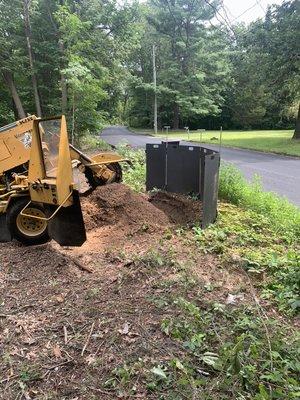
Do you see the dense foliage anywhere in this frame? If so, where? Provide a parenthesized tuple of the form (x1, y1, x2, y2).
(0, 0, 299, 139)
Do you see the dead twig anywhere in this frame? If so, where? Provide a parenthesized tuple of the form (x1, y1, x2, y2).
(11, 304, 34, 314)
(241, 270, 274, 371)
(0, 374, 18, 385)
(238, 268, 274, 396)
(81, 321, 95, 356)
(94, 339, 106, 356)
(41, 360, 73, 379)
(63, 326, 68, 344)
(89, 386, 114, 395)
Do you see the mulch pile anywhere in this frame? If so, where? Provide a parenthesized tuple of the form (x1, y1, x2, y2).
(81, 183, 169, 232)
(81, 183, 202, 232)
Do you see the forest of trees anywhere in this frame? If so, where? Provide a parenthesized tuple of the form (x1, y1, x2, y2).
(0, 0, 299, 140)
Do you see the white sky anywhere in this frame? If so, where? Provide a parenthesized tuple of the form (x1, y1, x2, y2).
(221, 0, 284, 24)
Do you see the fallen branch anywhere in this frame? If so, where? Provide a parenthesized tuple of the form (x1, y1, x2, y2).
(72, 258, 94, 273)
(0, 374, 18, 385)
(62, 254, 94, 273)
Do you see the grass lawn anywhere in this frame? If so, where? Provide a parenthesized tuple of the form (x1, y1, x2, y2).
(133, 128, 300, 157)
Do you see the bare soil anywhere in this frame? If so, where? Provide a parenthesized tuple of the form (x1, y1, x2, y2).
(0, 184, 254, 399)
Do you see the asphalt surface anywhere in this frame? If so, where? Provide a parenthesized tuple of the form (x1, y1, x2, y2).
(101, 126, 300, 207)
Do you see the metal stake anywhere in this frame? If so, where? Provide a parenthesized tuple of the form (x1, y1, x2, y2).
(198, 129, 205, 144)
(219, 126, 223, 155)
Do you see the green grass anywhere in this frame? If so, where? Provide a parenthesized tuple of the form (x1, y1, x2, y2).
(134, 128, 300, 157)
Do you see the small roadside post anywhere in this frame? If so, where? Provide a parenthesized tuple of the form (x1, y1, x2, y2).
(184, 126, 189, 141)
(219, 126, 223, 155)
(197, 129, 205, 143)
(164, 125, 170, 142)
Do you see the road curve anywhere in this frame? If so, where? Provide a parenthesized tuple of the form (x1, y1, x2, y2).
(101, 126, 300, 207)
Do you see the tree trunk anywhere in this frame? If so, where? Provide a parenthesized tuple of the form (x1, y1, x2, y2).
(23, 0, 42, 117)
(2, 71, 26, 119)
(173, 102, 179, 130)
(292, 103, 300, 139)
(59, 39, 68, 114)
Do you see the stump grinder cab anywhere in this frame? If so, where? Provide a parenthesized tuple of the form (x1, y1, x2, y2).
(0, 115, 126, 246)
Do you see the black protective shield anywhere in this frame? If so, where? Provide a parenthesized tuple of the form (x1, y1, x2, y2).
(146, 141, 220, 229)
(166, 144, 201, 194)
(48, 190, 87, 246)
(0, 213, 11, 242)
(146, 143, 166, 191)
(201, 153, 220, 228)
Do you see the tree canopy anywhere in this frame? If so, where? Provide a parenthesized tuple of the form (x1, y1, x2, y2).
(0, 0, 299, 139)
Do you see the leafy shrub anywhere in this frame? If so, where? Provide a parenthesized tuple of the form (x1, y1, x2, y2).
(219, 163, 300, 243)
(116, 145, 146, 192)
(79, 134, 112, 151)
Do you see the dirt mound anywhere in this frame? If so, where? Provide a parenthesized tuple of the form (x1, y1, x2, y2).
(149, 191, 202, 224)
(81, 183, 169, 232)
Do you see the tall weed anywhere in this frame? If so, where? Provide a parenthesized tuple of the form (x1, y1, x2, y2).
(219, 163, 300, 243)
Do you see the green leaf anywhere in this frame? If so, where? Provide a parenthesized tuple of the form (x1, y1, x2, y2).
(174, 359, 187, 374)
(151, 366, 167, 380)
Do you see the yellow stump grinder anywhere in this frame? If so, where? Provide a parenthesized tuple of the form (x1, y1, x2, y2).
(0, 115, 126, 246)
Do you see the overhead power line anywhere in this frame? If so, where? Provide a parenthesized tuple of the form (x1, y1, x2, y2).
(256, 0, 266, 14)
(203, 0, 237, 37)
(231, 2, 258, 22)
(231, 0, 267, 23)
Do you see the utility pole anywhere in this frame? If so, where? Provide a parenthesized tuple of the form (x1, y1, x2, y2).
(153, 44, 158, 134)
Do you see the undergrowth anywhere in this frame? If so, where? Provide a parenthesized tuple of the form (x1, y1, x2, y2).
(158, 298, 300, 399)
(219, 164, 300, 243)
(105, 250, 300, 400)
(79, 133, 112, 152)
(192, 204, 300, 314)
(117, 145, 146, 192)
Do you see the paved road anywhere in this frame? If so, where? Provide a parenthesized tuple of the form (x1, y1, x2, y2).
(101, 126, 300, 207)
